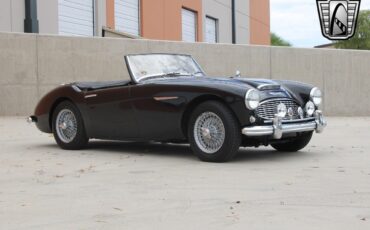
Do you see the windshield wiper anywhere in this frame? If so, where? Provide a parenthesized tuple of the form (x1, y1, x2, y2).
(164, 72, 190, 77)
(192, 71, 204, 76)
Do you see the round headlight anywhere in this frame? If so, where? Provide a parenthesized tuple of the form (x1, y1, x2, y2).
(310, 87, 322, 106)
(277, 103, 287, 118)
(305, 101, 315, 116)
(245, 89, 260, 110)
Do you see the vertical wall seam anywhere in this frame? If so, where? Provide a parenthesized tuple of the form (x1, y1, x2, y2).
(94, 0, 97, 36)
(269, 47, 272, 79)
(322, 50, 326, 112)
(36, 35, 40, 99)
(10, 0, 13, 31)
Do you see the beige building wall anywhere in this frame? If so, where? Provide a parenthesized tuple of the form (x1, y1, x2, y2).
(202, 0, 250, 44)
(235, 0, 250, 44)
(95, 0, 107, 37)
(0, 0, 12, 32)
(0, 0, 106, 36)
(37, 0, 58, 34)
(0, 0, 25, 33)
(202, 0, 232, 43)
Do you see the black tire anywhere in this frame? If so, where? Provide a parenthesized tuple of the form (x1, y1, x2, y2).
(188, 101, 241, 162)
(271, 132, 313, 152)
(52, 101, 89, 150)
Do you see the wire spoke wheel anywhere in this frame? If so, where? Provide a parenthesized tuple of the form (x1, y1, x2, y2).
(194, 112, 226, 154)
(55, 109, 78, 143)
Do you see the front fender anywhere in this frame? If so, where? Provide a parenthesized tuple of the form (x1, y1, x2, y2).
(33, 85, 86, 133)
(276, 80, 314, 106)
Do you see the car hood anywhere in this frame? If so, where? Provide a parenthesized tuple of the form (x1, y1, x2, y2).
(149, 76, 278, 89)
(147, 76, 304, 103)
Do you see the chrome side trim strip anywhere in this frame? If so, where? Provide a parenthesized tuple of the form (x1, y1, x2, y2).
(85, 94, 97, 99)
(153, 96, 179, 101)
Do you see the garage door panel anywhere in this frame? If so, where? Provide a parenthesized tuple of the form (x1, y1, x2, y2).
(58, 0, 94, 37)
(59, 1, 93, 10)
(115, 0, 139, 36)
(206, 17, 217, 43)
(182, 9, 197, 42)
(59, 16, 94, 27)
(59, 7, 93, 21)
(59, 23, 94, 36)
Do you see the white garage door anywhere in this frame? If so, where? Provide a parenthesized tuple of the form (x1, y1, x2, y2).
(182, 8, 197, 42)
(58, 0, 94, 36)
(205, 16, 218, 43)
(115, 0, 140, 36)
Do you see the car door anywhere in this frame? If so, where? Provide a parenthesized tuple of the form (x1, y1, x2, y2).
(129, 83, 186, 141)
(84, 86, 139, 140)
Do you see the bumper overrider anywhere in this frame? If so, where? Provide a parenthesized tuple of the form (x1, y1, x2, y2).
(242, 110, 327, 139)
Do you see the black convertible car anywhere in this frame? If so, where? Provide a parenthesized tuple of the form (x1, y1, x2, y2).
(29, 53, 326, 162)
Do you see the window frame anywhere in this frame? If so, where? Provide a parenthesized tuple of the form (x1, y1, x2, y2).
(205, 15, 219, 43)
(181, 7, 198, 42)
(114, 0, 141, 36)
(58, 0, 96, 36)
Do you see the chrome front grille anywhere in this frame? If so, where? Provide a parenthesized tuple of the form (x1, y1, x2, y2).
(256, 99, 301, 120)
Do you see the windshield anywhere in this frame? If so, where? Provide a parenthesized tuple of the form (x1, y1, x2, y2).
(126, 54, 205, 82)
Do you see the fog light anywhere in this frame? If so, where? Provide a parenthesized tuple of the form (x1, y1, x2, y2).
(277, 103, 287, 118)
(250, 116, 256, 124)
(305, 101, 315, 117)
(298, 107, 304, 119)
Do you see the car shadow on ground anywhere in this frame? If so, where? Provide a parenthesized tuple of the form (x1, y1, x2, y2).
(38, 140, 310, 162)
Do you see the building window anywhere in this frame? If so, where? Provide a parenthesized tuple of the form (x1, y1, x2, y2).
(182, 8, 197, 42)
(58, 0, 95, 36)
(115, 0, 140, 36)
(205, 16, 218, 43)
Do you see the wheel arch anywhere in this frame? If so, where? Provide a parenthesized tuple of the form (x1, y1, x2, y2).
(180, 94, 241, 138)
(48, 97, 75, 131)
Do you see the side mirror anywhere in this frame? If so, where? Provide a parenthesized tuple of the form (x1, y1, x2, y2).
(235, 70, 241, 78)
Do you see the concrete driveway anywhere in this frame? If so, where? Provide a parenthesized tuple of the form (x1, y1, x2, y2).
(0, 117, 369, 230)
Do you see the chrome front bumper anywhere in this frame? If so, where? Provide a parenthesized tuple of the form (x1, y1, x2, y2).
(242, 110, 327, 139)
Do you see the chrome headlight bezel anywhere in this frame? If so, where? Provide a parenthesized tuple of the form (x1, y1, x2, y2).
(245, 89, 260, 110)
(310, 87, 322, 106)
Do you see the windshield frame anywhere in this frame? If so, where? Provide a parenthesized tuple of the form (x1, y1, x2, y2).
(125, 53, 206, 83)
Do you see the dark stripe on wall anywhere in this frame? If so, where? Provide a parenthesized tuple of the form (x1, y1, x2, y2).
(24, 0, 39, 33)
(231, 0, 236, 44)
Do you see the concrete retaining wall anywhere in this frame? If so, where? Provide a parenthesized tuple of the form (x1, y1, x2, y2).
(0, 32, 369, 116)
